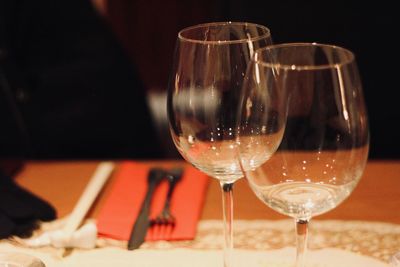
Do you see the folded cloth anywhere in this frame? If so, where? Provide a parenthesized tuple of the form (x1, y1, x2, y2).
(0, 170, 56, 239)
(96, 162, 209, 241)
(22, 221, 98, 249)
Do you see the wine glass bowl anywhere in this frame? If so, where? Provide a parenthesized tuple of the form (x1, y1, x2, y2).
(167, 21, 272, 267)
(169, 22, 272, 183)
(237, 43, 369, 266)
(247, 149, 368, 219)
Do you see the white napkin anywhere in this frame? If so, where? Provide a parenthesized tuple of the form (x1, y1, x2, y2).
(20, 161, 114, 250)
(23, 222, 97, 249)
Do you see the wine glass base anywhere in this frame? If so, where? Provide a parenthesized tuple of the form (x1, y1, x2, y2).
(0, 252, 45, 267)
(390, 252, 400, 266)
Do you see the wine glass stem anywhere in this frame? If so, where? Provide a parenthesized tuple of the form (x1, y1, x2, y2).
(295, 218, 310, 267)
(221, 182, 234, 267)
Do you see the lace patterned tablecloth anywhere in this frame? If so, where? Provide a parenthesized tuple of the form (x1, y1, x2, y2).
(117, 220, 400, 262)
(1, 220, 399, 266)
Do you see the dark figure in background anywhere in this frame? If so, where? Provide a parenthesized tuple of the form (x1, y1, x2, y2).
(0, 0, 165, 239)
(0, 0, 162, 160)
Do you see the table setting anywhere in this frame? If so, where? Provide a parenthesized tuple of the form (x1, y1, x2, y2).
(96, 161, 209, 243)
(1, 159, 400, 266)
(1, 21, 400, 267)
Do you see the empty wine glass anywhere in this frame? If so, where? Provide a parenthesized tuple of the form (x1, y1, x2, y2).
(167, 22, 272, 267)
(237, 43, 369, 267)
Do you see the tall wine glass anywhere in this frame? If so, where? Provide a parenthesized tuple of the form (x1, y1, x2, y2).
(167, 22, 272, 267)
(237, 43, 369, 267)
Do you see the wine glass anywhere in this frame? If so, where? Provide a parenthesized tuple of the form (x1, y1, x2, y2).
(167, 22, 272, 267)
(237, 43, 369, 267)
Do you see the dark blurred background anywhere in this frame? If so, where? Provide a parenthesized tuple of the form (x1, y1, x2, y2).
(1, 0, 398, 168)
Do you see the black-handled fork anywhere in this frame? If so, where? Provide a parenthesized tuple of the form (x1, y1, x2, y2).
(150, 168, 183, 227)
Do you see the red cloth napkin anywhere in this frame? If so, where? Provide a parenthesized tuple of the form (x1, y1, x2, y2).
(96, 161, 209, 241)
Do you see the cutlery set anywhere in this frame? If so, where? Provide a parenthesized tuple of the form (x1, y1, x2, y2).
(127, 167, 183, 250)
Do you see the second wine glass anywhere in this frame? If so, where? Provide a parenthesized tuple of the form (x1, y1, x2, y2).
(167, 22, 272, 267)
(238, 43, 370, 267)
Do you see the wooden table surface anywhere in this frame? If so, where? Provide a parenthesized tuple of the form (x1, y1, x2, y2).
(14, 160, 400, 224)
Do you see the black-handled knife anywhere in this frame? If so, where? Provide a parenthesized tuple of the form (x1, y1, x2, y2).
(127, 168, 165, 250)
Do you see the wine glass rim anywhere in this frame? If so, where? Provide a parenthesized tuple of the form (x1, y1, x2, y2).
(254, 42, 356, 70)
(178, 21, 271, 44)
